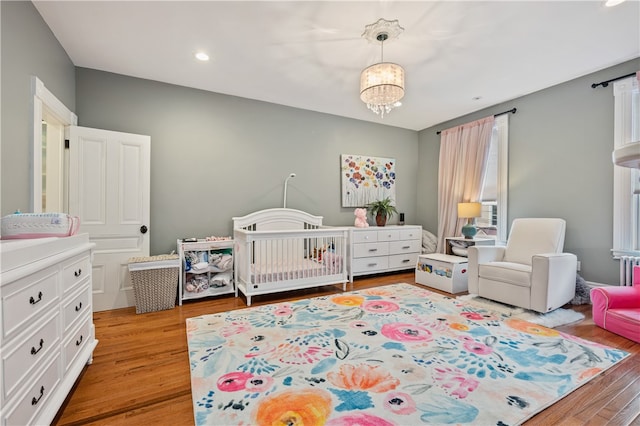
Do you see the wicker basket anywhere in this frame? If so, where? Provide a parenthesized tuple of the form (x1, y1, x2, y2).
(128, 254, 180, 314)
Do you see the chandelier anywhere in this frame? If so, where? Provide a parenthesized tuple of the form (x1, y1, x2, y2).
(360, 19, 405, 117)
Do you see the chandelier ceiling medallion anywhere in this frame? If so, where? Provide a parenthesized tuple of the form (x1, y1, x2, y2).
(360, 18, 405, 117)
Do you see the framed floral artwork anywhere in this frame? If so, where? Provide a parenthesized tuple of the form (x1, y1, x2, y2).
(341, 154, 396, 207)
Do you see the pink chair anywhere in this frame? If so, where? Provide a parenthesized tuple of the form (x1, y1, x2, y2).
(591, 265, 640, 343)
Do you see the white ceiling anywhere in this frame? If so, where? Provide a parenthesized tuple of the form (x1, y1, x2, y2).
(33, 1, 640, 131)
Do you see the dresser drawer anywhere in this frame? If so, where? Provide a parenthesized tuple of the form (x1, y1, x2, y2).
(2, 267, 59, 341)
(63, 316, 91, 373)
(389, 253, 419, 270)
(62, 283, 91, 332)
(3, 352, 61, 426)
(352, 230, 378, 243)
(62, 254, 91, 294)
(400, 227, 421, 240)
(2, 311, 60, 400)
(389, 239, 421, 254)
(377, 229, 400, 242)
(353, 242, 389, 258)
(352, 256, 389, 273)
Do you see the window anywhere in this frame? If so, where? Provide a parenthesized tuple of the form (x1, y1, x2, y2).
(612, 76, 640, 257)
(477, 114, 509, 244)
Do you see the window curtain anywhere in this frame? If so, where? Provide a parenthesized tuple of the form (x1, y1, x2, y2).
(437, 116, 495, 253)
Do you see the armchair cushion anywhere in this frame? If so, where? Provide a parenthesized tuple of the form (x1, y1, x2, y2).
(503, 218, 566, 265)
(479, 262, 531, 287)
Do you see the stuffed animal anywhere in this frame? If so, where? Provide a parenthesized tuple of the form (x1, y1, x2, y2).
(354, 208, 369, 228)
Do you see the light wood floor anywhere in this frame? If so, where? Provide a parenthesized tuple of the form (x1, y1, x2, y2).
(53, 272, 640, 425)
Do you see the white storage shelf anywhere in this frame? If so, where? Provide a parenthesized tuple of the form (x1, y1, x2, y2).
(177, 239, 235, 305)
(445, 237, 495, 257)
(349, 225, 422, 281)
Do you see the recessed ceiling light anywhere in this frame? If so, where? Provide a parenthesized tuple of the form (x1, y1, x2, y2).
(604, 0, 626, 6)
(195, 52, 209, 61)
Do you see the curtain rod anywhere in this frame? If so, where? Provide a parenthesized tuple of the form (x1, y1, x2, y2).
(591, 72, 636, 89)
(436, 108, 516, 135)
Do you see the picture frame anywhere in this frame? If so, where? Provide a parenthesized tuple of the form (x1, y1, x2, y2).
(341, 154, 396, 207)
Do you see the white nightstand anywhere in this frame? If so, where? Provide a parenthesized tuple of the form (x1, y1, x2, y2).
(416, 253, 469, 294)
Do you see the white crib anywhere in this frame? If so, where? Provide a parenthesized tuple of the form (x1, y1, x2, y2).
(233, 208, 349, 305)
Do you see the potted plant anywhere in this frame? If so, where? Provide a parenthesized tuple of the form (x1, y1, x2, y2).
(366, 197, 398, 227)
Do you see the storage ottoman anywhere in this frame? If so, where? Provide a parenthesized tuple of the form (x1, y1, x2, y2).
(416, 253, 469, 294)
(128, 254, 180, 314)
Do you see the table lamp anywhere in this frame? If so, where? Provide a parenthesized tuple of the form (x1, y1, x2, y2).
(458, 202, 482, 239)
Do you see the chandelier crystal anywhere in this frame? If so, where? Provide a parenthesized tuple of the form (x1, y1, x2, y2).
(360, 19, 405, 117)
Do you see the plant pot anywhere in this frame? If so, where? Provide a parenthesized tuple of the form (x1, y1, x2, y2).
(375, 213, 387, 227)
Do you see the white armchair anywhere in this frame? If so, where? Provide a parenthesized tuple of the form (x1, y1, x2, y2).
(467, 218, 577, 313)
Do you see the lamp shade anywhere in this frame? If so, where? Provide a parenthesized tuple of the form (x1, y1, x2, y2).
(360, 62, 405, 106)
(458, 202, 482, 219)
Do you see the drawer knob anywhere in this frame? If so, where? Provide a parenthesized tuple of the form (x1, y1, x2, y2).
(29, 291, 43, 305)
(402, 259, 411, 263)
(368, 263, 377, 267)
(76, 335, 84, 346)
(368, 248, 378, 252)
(74, 268, 82, 277)
(75, 301, 83, 312)
(402, 246, 411, 249)
(30, 338, 44, 355)
(31, 386, 44, 406)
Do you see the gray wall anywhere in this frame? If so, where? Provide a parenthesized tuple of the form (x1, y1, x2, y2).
(75, 69, 419, 255)
(417, 58, 640, 285)
(1, 1, 76, 215)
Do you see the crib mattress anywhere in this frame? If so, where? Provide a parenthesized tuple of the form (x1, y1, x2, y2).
(251, 258, 343, 283)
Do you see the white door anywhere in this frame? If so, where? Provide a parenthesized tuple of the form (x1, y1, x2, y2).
(68, 126, 150, 311)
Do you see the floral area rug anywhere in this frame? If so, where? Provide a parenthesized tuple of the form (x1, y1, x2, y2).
(186, 283, 628, 425)
(457, 294, 585, 328)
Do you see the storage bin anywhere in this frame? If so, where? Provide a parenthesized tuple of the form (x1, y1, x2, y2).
(416, 253, 469, 294)
(128, 254, 180, 314)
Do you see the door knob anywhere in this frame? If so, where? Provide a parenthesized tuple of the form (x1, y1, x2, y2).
(140, 225, 148, 234)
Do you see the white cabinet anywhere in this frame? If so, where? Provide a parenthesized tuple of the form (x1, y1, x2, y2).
(0, 234, 96, 426)
(177, 239, 235, 305)
(349, 225, 422, 281)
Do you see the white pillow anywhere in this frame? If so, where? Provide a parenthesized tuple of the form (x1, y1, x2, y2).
(422, 229, 438, 254)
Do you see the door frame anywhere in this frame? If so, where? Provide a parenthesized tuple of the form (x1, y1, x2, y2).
(30, 76, 78, 212)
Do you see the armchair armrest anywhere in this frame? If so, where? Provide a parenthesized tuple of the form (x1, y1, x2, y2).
(530, 253, 577, 312)
(467, 246, 506, 294)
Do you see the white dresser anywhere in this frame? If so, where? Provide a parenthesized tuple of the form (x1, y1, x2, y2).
(349, 225, 422, 281)
(0, 234, 97, 426)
